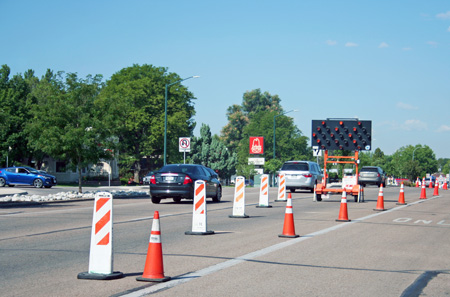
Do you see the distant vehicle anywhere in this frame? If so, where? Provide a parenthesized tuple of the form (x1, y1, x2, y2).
(149, 164, 222, 204)
(279, 161, 323, 193)
(424, 176, 436, 187)
(358, 166, 386, 187)
(0, 166, 57, 188)
(142, 171, 154, 185)
(245, 179, 254, 187)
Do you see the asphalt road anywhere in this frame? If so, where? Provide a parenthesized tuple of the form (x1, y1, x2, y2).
(1, 185, 449, 297)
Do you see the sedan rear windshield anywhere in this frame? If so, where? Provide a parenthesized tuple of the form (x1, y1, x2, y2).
(361, 168, 378, 173)
(160, 165, 201, 175)
(281, 163, 308, 171)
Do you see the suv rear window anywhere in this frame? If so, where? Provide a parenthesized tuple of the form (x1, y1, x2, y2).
(281, 163, 309, 171)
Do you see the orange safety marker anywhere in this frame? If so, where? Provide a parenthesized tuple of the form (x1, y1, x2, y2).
(444, 182, 448, 190)
(279, 194, 299, 238)
(229, 176, 249, 218)
(415, 177, 420, 188)
(256, 174, 272, 208)
(374, 184, 386, 211)
(433, 180, 439, 196)
(429, 180, 433, 188)
(137, 211, 171, 282)
(78, 192, 123, 280)
(336, 191, 351, 222)
(275, 173, 287, 202)
(420, 178, 427, 199)
(397, 182, 407, 205)
(186, 180, 214, 235)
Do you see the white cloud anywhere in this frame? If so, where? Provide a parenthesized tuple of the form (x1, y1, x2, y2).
(345, 42, 358, 47)
(437, 125, 450, 132)
(402, 47, 412, 51)
(397, 102, 418, 110)
(436, 11, 450, 19)
(378, 42, 389, 48)
(401, 119, 427, 131)
(325, 40, 337, 46)
(448, 26, 450, 32)
(427, 41, 438, 47)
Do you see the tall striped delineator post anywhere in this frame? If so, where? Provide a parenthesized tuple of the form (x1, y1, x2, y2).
(256, 174, 272, 208)
(229, 176, 249, 218)
(275, 173, 287, 202)
(78, 192, 123, 280)
(185, 180, 214, 235)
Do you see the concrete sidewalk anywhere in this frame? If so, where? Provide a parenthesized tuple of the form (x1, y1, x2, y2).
(0, 188, 28, 197)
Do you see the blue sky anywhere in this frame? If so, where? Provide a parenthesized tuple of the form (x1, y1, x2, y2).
(2, 0, 450, 158)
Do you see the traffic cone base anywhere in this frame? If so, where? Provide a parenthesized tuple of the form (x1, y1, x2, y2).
(256, 205, 273, 208)
(137, 276, 171, 282)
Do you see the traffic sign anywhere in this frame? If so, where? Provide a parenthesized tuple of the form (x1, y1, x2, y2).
(179, 137, 191, 152)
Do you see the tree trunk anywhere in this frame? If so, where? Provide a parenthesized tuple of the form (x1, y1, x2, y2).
(78, 163, 83, 193)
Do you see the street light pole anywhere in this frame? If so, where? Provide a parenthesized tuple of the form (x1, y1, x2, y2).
(164, 75, 199, 166)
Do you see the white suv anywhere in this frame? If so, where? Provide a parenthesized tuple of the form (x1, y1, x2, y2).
(279, 161, 323, 193)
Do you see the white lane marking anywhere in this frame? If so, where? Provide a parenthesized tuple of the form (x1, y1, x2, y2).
(123, 196, 440, 296)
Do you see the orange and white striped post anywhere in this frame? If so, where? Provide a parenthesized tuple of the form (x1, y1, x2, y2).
(275, 173, 287, 202)
(185, 180, 214, 235)
(256, 174, 272, 208)
(78, 192, 123, 280)
(230, 176, 249, 218)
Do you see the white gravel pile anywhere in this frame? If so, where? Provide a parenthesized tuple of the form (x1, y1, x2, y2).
(0, 189, 149, 203)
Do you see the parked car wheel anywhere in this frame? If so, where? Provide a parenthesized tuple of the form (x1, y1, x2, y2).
(33, 179, 43, 188)
(151, 196, 161, 204)
(173, 198, 181, 203)
(0, 177, 6, 187)
(212, 187, 222, 202)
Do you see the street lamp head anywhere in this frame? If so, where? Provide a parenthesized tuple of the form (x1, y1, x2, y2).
(193, 75, 200, 78)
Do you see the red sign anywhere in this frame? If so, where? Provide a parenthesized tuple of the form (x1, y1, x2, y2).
(249, 137, 264, 154)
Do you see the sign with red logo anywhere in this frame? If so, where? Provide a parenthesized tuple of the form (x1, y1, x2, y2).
(249, 137, 264, 155)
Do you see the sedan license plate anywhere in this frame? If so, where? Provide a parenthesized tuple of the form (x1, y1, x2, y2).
(165, 176, 174, 181)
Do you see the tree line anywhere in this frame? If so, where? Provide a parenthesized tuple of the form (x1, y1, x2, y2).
(1, 63, 448, 192)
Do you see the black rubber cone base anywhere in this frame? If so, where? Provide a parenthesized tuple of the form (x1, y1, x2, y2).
(256, 205, 272, 208)
(396, 202, 407, 205)
(136, 276, 171, 282)
(336, 219, 351, 222)
(185, 230, 215, 235)
(373, 208, 386, 211)
(275, 199, 287, 202)
(77, 271, 124, 280)
(278, 234, 300, 238)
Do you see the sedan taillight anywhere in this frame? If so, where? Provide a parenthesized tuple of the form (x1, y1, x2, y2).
(303, 174, 312, 178)
(183, 175, 193, 185)
(150, 175, 156, 184)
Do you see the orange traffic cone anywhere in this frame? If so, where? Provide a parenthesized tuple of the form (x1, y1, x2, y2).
(444, 182, 448, 190)
(429, 180, 433, 188)
(415, 178, 419, 188)
(336, 191, 351, 222)
(279, 194, 299, 238)
(433, 181, 439, 196)
(397, 182, 406, 205)
(137, 211, 171, 282)
(420, 178, 427, 199)
(374, 184, 386, 211)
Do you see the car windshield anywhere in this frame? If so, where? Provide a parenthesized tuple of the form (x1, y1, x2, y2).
(281, 163, 308, 171)
(25, 167, 39, 174)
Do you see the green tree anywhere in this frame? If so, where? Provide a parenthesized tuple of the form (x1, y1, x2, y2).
(191, 124, 237, 184)
(220, 104, 249, 153)
(98, 64, 196, 180)
(387, 145, 437, 180)
(27, 72, 108, 192)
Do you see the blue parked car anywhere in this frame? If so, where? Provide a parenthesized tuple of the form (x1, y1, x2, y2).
(0, 166, 57, 188)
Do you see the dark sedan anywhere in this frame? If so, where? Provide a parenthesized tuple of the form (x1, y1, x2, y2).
(149, 164, 222, 204)
(0, 166, 57, 188)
